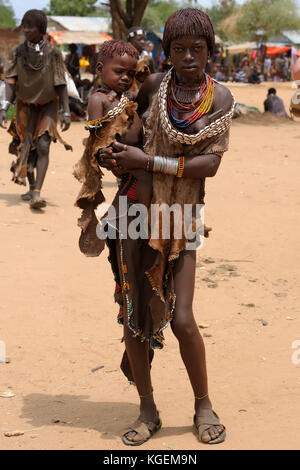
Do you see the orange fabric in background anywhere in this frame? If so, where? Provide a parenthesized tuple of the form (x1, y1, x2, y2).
(266, 46, 291, 56)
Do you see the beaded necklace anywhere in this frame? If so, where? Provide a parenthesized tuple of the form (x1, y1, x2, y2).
(21, 40, 47, 71)
(168, 71, 215, 129)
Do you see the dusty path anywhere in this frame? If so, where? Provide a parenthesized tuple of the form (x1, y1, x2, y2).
(0, 82, 299, 450)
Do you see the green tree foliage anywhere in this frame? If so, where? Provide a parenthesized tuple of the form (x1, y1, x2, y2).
(206, 0, 237, 27)
(142, 0, 182, 31)
(0, 0, 16, 28)
(235, 0, 300, 41)
(204, 0, 238, 41)
(45, 0, 99, 16)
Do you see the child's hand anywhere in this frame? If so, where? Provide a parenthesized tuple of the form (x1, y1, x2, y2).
(104, 141, 147, 171)
(135, 65, 150, 84)
(97, 147, 118, 171)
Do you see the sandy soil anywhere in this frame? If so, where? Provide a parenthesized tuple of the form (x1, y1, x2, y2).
(0, 81, 299, 451)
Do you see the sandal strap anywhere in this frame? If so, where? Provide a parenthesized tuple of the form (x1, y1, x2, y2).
(124, 419, 157, 441)
(194, 410, 223, 428)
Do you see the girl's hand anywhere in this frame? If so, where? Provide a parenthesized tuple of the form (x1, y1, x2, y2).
(103, 141, 147, 171)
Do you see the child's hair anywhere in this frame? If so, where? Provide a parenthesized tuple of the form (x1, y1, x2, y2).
(21, 9, 48, 35)
(98, 39, 139, 64)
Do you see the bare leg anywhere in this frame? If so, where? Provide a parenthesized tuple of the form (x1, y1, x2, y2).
(171, 250, 225, 443)
(116, 235, 158, 443)
(35, 133, 50, 191)
(122, 323, 159, 443)
(30, 134, 50, 209)
(21, 169, 35, 201)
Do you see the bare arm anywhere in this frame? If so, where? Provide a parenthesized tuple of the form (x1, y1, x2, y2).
(137, 72, 164, 116)
(87, 92, 104, 121)
(102, 142, 222, 179)
(88, 92, 122, 177)
(55, 84, 71, 131)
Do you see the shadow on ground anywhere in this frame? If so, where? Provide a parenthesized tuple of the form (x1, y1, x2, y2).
(0, 192, 58, 208)
(21, 393, 191, 441)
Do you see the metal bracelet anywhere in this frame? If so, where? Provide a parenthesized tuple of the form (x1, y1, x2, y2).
(63, 112, 71, 117)
(1, 100, 11, 111)
(153, 156, 178, 175)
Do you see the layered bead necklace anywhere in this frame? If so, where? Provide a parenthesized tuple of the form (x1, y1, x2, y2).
(23, 39, 47, 71)
(167, 70, 215, 129)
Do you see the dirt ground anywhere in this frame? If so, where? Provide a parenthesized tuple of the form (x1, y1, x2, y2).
(0, 81, 299, 451)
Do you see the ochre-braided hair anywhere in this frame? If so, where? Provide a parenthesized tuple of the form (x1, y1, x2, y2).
(162, 8, 215, 58)
(97, 40, 139, 64)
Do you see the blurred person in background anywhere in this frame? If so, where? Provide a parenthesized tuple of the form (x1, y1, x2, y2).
(264, 88, 287, 117)
(65, 43, 80, 83)
(0, 9, 72, 210)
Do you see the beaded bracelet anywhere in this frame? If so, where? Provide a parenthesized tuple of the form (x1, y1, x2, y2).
(176, 156, 185, 178)
(146, 155, 151, 171)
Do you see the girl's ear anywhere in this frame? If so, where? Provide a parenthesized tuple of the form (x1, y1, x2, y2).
(96, 61, 104, 75)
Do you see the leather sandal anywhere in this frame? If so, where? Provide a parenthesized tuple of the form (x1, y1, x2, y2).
(21, 190, 33, 201)
(194, 409, 226, 444)
(30, 194, 47, 210)
(122, 416, 162, 446)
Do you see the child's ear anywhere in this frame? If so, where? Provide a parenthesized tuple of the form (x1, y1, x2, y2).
(96, 61, 104, 75)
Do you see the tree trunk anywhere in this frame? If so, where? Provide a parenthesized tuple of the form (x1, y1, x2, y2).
(109, 0, 149, 39)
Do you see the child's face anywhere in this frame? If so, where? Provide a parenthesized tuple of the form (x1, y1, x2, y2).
(98, 54, 137, 94)
(22, 22, 43, 43)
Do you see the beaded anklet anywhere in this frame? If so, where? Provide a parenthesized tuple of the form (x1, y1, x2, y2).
(139, 390, 154, 398)
(194, 393, 208, 400)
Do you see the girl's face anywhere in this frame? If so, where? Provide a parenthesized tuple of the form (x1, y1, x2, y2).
(22, 22, 43, 44)
(97, 54, 137, 94)
(170, 35, 208, 82)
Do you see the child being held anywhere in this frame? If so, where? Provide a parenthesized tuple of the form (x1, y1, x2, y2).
(74, 40, 152, 256)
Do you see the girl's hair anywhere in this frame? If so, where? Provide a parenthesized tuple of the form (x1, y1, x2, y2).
(98, 40, 139, 64)
(21, 9, 48, 35)
(162, 8, 215, 58)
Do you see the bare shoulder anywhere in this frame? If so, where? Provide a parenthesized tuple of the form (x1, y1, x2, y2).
(146, 72, 165, 89)
(88, 92, 107, 120)
(139, 73, 165, 98)
(137, 72, 165, 114)
(213, 81, 234, 113)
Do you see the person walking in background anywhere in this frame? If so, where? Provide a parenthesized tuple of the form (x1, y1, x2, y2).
(65, 43, 80, 82)
(145, 40, 156, 73)
(274, 54, 285, 81)
(292, 50, 300, 82)
(263, 54, 272, 81)
(0, 9, 72, 209)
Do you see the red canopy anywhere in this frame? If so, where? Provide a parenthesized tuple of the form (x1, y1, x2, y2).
(266, 46, 291, 56)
